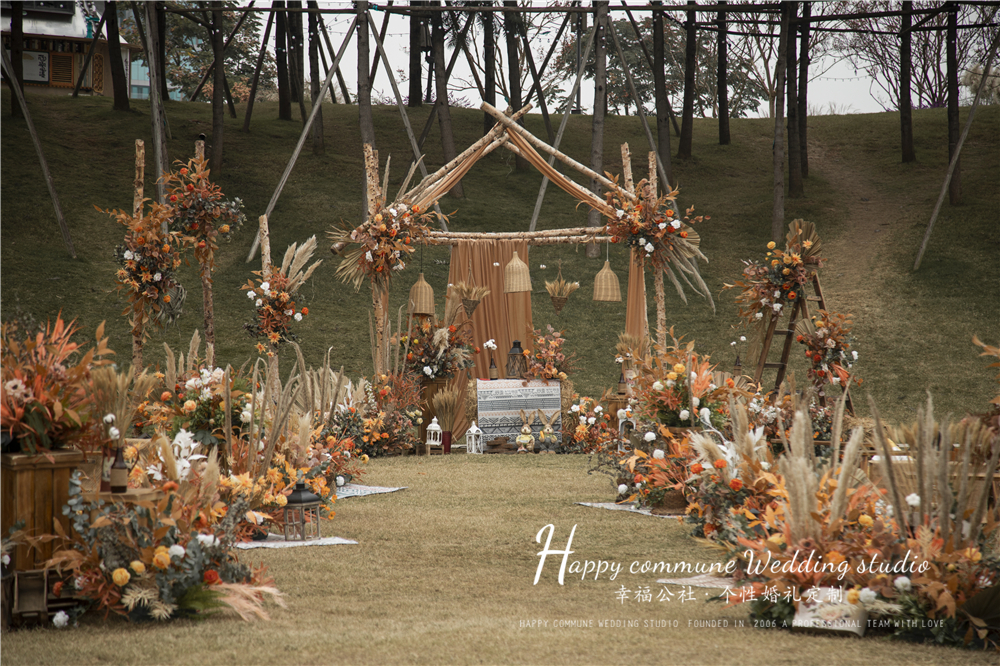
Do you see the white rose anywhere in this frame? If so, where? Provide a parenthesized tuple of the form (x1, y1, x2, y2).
(240, 410, 252, 424)
(699, 408, 711, 425)
(260, 282, 270, 291)
(571, 405, 580, 413)
(859, 588, 877, 605)
(905, 493, 921, 508)
(679, 410, 690, 421)
(644, 432, 656, 443)
(594, 406, 603, 414)
(196, 534, 218, 548)
(247, 290, 256, 299)
(652, 381, 664, 391)
(587, 417, 596, 425)
(52, 610, 69, 628)
(617, 409, 627, 420)
(894, 576, 912, 593)
(692, 397, 700, 408)
(617, 484, 628, 495)
(336, 475, 346, 487)
(652, 449, 665, 459)
(168, 544, 186, 559)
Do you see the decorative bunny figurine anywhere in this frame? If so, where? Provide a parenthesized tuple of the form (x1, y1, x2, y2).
(515, 409, 535, 453)
(536, 409, 559, 454)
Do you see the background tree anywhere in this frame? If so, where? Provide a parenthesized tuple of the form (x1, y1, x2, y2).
(106, 1, 131, 111)
(119, 0, 276, 103)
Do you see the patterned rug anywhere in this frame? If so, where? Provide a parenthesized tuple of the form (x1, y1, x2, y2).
(335, 484, 407, 499)
(476, 379, 562, 444)
(235, 535, 357, 550)
(575, 502, 682, 520)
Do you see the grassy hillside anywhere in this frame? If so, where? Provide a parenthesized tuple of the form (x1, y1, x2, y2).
(1, 92, 997, 422)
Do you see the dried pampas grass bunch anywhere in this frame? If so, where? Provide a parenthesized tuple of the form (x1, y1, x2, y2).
(432, 389, 461, 432)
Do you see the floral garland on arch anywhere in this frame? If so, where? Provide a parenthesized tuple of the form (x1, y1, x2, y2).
(601, 178, 713, 305)
(327, 201, 436, 292)
(796, 310, 861, 397)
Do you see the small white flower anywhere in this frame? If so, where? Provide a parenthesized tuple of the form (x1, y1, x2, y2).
(186, 378, 200, 391)
(643, 432, 655, 443)
(423, 366, 433, 377)
(344, 451, 351, 459)
(196, 534, 218, 548)
(731, 341, 737, 347)
(240, 410, 252, 424)
(740, 336, 746, 342)
(484, 339, 497, 351)
(168, 544, 186, 559)
(754, 312, 764, 320)
(831, 376, 841, 385)
(639, 237, 646, 245)
(616, 355, 624, 363)
(617, 484, 629, 495)
(247, 290, 256, 299)
(894, 576, 912, 593)
(108, 427, 120, 440)
(154, 272, 162, 282)
(294, 313, 303, 322)
(699, 407, 711, 425)
(617, 409, 627, 420)
(852, 350, 858, 361)
(540, 264, 546, 269)
(255, 299, 263, 307)
(52, 610, 69, 628)
(690, 372, 698, 382)
(692, 397, 700, 408)
(905, 493, 921, 508)
(336, 475, 346, 487)
(103, 413, 116, 424)
(772, 303, 783, 313)
(652, 381, 664, 391)
(587, 416, 596, 425)
(658, 222, 667, 230)
(571, 405, 580, 413)
(665, 379, 675, 388)
(211, 368, 224, 383)
(679, 409, 690, 421)
(283, 309, 292, 317)
(1, 553, 10, 566)
(652, 448, 664, 459)
(859, 588, 877, 604)
(594, 406, 603, 414)
(260, 281, 270, 291)
(616, 209, 625, 219)
(774, 290, 781, 298)
(123, 250, 134, 260)
(670, 220, 681, 230)
(645, 243, 655, 254)
(200, 388, 212, 401)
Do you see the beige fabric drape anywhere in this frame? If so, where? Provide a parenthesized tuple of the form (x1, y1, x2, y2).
(446, 239, 533, 438)
(625, 247, 648, 341)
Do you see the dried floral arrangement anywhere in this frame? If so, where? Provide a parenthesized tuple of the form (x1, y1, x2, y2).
(397, 290, 476, 381)
(795, 310, 861, 397)
(523, 325, 575, 382)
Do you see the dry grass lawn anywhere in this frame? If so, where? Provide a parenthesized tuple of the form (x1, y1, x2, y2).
(2, 455, 996, 665)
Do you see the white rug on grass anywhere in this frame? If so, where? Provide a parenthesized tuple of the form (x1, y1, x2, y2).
(576, 502, 682, 519)
(235, 534, 357, 550)
(657, 574, 736, 589)
(335, 484, 407, 499)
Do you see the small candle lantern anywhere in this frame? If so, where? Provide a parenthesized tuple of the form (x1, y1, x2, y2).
(426, 416, 443, 455)
(282, 481, 322, 541)
(465, 421, 484, 454)
(506, 340, 527, 379)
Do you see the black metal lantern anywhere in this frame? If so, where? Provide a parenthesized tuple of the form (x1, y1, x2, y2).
(282, 481, 322, 541)
(506, 340, 527, 379)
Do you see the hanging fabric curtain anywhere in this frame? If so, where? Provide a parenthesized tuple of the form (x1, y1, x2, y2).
(446, 239, 532, 438)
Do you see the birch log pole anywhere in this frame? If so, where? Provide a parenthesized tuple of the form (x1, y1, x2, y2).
(132, 140, 145, 374)
(363, 144, 389, 376)
(650, 151, 666, 350)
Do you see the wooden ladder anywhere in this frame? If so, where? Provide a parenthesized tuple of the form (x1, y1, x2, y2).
(751, 271, 854, 414)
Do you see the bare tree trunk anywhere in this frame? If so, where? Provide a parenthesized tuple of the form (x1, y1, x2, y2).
(276, 2, 292, 120)
(772, 3, 789, 243)
(483, 6, 496, 136)
(786, 2, 803, 198)
(287, 1, 305, 103)
(717, 2, 730, 145)
(10, 4, 23, 118)
(357, 1, 376, 222)
(145, 2, 169, 204)
(503, 1, 528, 170)
(211, 2, 225, 174)
(432, 5, 462, 198)
(409, 7, 423, 106)
(678, 1, 696, 160)
(900, 1, 916, 162)
(308, 1, 324, 155)
(106, 2, 130, 111)
(586, 1, 608, 259)
(155, 2, 168, 101)
(947, 5, 961, 204)
(798, 0, 810, 177)
(652, 2, 673, 184)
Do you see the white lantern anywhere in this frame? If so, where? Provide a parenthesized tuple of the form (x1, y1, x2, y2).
(465, 421, 483, 454)
(426, 416, 443, 455)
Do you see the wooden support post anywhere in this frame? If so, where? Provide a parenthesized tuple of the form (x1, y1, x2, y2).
(246, 15, 358, 262)
(528, 22, 597, 232)
(366, 12, 447, 229)
(649, 152, 667, 350)
(195, 139, 205, 160)
(243, 9, 274, 131)
(0, 48, 75, 258)
(257, 214, 279, 389)
(143, 3, 170, 204)
(133, 140, 145, 217)
(72, 10, 108, 97)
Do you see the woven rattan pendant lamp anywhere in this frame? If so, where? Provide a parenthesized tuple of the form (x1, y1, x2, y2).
(409, 247, 435, 316)
(593, 244, 622, 302)
(504, 251, 531, 294)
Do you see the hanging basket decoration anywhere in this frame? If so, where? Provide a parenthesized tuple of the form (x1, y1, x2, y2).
(408, 272, 435, 316)
(454, 281, 490, 318)
(503, 251, 531, 294)
(545, 264, 579, 315)
(593, 261, 622, 302)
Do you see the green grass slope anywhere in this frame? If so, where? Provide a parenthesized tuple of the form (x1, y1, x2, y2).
(2, 93, 997, 421)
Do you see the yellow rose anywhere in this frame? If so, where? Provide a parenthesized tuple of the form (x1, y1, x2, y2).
(219, 224, 230, 233)
(154, 545, 169, 555)
(183, 400, 197, 413)
(858, 514, 874, 528)
(112, 568, 131, 587)
(129, 560, 146, 575)
(275, 494, 288, 507)
(153, 552, 171, 569)
(846, 589, 860, 604)
(666, 372, 678, 381)
(782, 268, 791, 276)
(672, 363, 686, 374)
(767, 241, 776, 249)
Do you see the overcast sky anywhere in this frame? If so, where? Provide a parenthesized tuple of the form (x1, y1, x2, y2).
(309, 2, 886, 118)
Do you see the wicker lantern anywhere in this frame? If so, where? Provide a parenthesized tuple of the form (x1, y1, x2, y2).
(408, 273, 435, 316)
(506, 340, 527, 378)
(465, 421, 484, 454)
(426, 416, 443, 455)
(593, 261, 622, 302)
(503, 251, 531, 293)
(282, 481, 322, 541)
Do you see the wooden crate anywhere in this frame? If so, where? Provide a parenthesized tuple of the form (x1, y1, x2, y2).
(0, 450, 85, 571)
